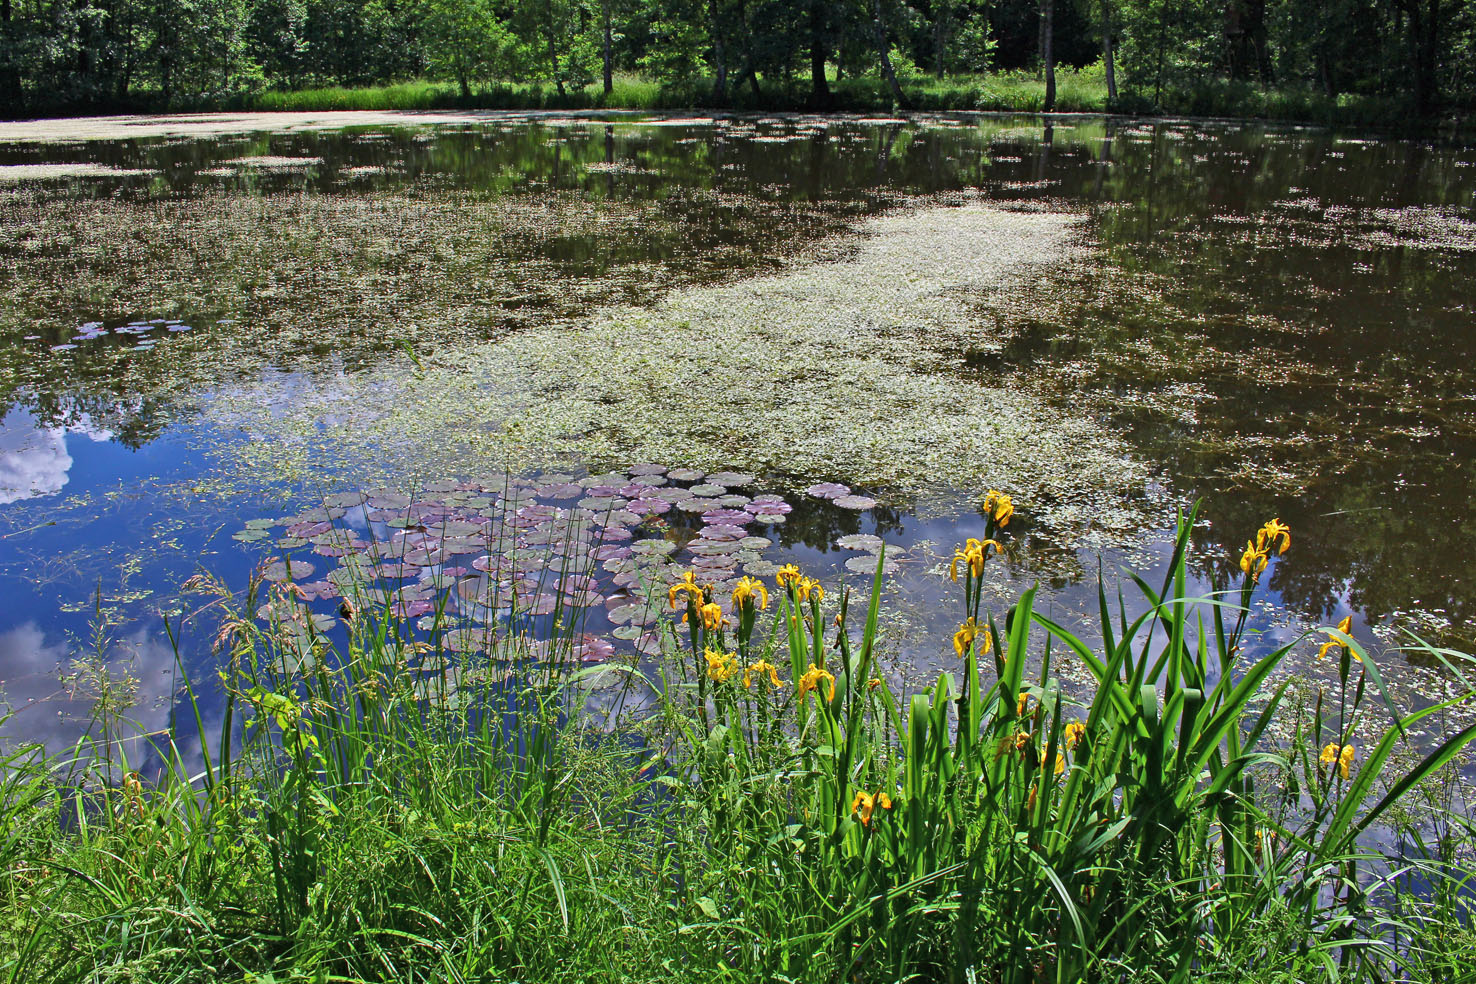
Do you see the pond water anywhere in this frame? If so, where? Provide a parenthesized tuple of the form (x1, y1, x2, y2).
(1, 111, 1474, 757)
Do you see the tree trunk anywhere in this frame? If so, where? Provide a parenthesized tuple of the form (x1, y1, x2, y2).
(1101, 0, 1116, 102)
(933, 0, 948, 78)
(1040, 0, 1055, 112)
(547, 21, 565, 97)
(0, 0, 17, 112)
(710, 1, 728, 104)
(810, 0, 830, 103)
(871, 0, 908, 108)
(602, 0, 613, 95)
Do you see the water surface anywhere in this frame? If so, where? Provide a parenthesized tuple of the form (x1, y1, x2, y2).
(2, 112, 1474, 754)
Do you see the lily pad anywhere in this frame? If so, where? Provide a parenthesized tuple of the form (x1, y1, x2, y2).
(837, 533, 884, 551)
(667, 467, 705, 482)
(262, 559, 317, 582)
(833, 495, 878, 510)
(707, 472, 755, 486)
(806, 482, 851, 499)
(845, 555, 898, 575)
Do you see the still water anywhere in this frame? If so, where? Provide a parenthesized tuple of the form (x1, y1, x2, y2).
(1, 111, 1473, 754)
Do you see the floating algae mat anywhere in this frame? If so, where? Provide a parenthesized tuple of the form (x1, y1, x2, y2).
(207, 202, 1162, 544)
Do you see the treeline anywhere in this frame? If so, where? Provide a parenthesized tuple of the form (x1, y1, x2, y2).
(1, 0, 1473, 118)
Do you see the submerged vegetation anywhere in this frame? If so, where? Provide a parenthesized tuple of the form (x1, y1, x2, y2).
(3, 499, 1475, 982)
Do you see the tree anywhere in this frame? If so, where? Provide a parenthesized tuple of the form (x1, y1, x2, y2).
(1039, 0, 1054, 110)
(423, 0, 511, 97)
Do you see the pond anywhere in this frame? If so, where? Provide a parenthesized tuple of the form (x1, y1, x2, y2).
(2, 110, 1474, 757)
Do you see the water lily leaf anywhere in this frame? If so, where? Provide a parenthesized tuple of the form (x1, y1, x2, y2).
(667, 467, 705, 482)
(845, 555, 898, 575)
(689, 483, 725, 497)
(806, 482, 851, 499)
(833, 495, 878, 510)
(262, 559, 316, 582)
(836, 533, 884, 551)
(706, 472, 755, 486)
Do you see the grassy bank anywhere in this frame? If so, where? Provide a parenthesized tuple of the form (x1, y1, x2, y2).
(226, 68, 1112, 115)
(16, 65, 1441, 130)
(3, 507, 1476, 982)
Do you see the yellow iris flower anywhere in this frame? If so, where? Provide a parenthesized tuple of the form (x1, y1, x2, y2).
(668, 571, 706, 609)
(775, 564, 802, 589)
(1239, 540, 1269, 579)
(731, 576, 770, 612)
(797, 663, 836, 702)
(953, 617, 991, 658)
(850, 789, 893, 825)
(1064, 721, 1086, 751)
(742, 660, 784, 689)
(1017, 692, 1031, 717)
(1257, 518, 1291, 556)
(1316, 615, 1359, 663)
(983, 490, 1014, 527)
(705, 649, 739, 683)
(1321, 742, 1357, 779)
(797, 577, 824, 603)
(683, 602, 729, 632)
(950, 538, 1002, 581)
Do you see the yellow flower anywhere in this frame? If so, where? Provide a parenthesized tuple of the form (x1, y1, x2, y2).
(1039, 750, 1066, 776)
(1064, 721, 1086, 751)
(1027, 782, 1038, 811)
(1239, 540, 1269, 579)
(797, 663, 836, 702)
(867, 677, 883, 690)
(1257, 518, 1291, 556)
(850, 789, 893, 825)
(797, 576, 824, 603)
(668, 571, 706, 609)
(743, 660, 784, 689)
(775, 564, 802, 589)
(950, 538, 1003, 581)
(1017, 692, 1031, 717)
(953, 618, 977, 657)
(1013, 730, 1032, 753)
(953, 617, 991, 658)
(983, 491, 1014, 527)
(1322, 742, 1356, 779)
(705, 648, 738, 683)
(731, 576, 770, 612)
(1316, 615, 1359, 662)
(683, 602, 729, 632)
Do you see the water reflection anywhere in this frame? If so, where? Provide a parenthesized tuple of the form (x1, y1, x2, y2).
(0, 114, 1473, 755)
(0, 409, 113, 504)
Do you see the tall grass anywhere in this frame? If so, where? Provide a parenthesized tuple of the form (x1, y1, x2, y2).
(2, 502, 1474, 982)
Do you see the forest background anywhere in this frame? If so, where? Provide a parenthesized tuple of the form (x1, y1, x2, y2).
(1, 0, 1473, 123)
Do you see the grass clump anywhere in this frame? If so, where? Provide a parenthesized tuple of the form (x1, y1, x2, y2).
(2, 503, 1475, 981)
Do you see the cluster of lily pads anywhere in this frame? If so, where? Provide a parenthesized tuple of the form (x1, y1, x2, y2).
(236, 465, 891, 665)
(40, 318, 195, 353)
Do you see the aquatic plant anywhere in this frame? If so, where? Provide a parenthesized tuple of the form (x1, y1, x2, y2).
(2, 497, 1472, 981)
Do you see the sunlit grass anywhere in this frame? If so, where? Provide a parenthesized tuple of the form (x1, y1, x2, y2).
(2, 499, 1474, 981)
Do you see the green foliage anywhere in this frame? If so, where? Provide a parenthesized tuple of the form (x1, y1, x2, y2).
(2, 0, 1471, 119)
(2, 505, 1475, 980)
